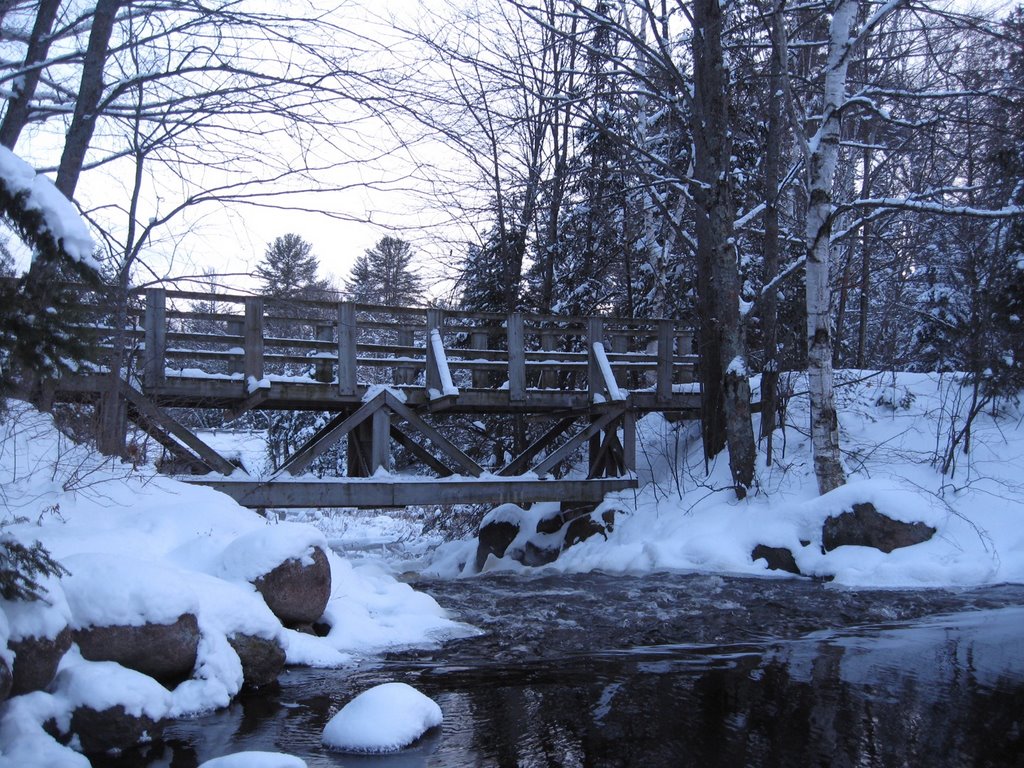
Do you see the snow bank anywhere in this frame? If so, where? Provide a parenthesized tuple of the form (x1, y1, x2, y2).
(53, 652, 172, 721)
(434, 372, 1024, 588)
(1, 576, 70, 642)
(322, 682, 442, 753)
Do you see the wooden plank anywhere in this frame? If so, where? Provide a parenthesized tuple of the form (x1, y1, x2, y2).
(531, 408, 620, 478)
(122, 386, 236, 475)
(275, 392, 387, 477)
(539, 329, 559, 389)
(657, 320, 674, 404)
(186, 477, 638, 509)
(611, 332, 628, 388)
(384, 392, 483, 477)
(143, 288, 166, 389)
(337, 302, 357, 396)
(390, 426, 454, 477)
(507, 312, 526, 402)
(498, 417, 577, 476)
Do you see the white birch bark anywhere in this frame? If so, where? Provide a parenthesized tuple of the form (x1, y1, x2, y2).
(805, 0, 859, 495)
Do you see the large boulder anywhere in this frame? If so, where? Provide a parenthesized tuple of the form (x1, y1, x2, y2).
(9, 625, 72, 695)
(228, 633, 286, 689)
(70, 705, 166, 755)
(751, 545, 801, 576)
(474, 519, 520, 572)
(253, 546, 331, 626)
(563, 510, 615, 550)
(73, 613, 200, 682)
(822, 502, 936, 553)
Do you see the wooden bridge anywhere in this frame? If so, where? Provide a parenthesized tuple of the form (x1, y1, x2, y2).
(54, 288, 702, 509)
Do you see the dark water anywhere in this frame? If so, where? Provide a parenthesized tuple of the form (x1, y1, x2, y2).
(138, 573, 1024, 768)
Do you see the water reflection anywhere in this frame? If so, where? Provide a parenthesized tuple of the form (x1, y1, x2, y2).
(155, 577, 1024, 768)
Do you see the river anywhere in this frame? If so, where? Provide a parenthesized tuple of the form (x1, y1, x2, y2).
(127, 571, 1024, 767)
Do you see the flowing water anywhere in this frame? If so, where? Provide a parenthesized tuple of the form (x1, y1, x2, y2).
(138, 573, 1024, 767)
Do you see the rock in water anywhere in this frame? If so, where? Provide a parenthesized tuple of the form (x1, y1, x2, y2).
(228, 633, 286, 689)
(822, 502, 936, 553)
(254, 547, 331, 625)
(751, 545, 801, 575)
(474, 519, 519, 572)
(70, 705, 166, 754)
(322, 682, 442, 753)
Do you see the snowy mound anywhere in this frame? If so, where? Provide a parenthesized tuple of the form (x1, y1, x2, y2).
(322, 682, 442, 753)
(199, 752, 307, 768)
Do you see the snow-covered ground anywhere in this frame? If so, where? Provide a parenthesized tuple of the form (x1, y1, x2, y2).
(428, 371, 1024, 588)
(0, 401, 475, 766)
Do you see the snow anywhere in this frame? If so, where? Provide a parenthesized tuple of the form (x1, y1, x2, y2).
(0, 147, 96, 268)
(592, 342, 625, 401)
(362, 384, 407, 403)
(321, 682, 442, 753)
(429, 329, 460, 397)
(0, 400, 471, 765)
(199, 753, 306, 768)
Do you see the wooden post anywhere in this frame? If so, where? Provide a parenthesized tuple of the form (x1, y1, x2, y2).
(470, 329, 489, 389)
(143, 288, 166, 389)
(395, 327, 415, 386)
(507, 312, 526, 403)
(539, 328, 558, 389)
(244, 297, 264, 386)
(314, 321, 332, 383)
(622, 408, 636, 473)
(338, 302, 357, 396)
(347, 421, 370, 477)
(587, 316, 603, 401)
(370, 406, 390, 474)
(611, 330, 628, 388)
(657, 320, 674, 405)
(425, 308, 444, 395)
(677, 330, 694, 383)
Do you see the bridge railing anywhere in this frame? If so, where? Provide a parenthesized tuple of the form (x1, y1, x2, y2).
(115, 288, 697, 404)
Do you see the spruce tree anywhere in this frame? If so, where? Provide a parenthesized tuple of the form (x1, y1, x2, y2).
(255, 234, 325, 299)
(344, 236, 423, 306)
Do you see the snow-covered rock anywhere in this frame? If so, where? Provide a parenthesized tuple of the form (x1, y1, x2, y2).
(199, 752, 307, 768)
(322, 682, 442, 753)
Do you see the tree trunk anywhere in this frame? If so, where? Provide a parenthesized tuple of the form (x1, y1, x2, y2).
(56, 0, 124, 198)
(805, 0, 856, 495)
(759, 2, 786, 465)
(692, 0, 756, 496)
(0, 0, 63, 149)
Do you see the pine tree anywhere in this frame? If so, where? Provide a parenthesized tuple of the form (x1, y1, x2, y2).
(344, 236, 423, 306)
(255, 234, 325, 299)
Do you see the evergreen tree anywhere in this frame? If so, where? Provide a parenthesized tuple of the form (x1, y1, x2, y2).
(344, 236, 423, 306)
(255, 234, 325, 299)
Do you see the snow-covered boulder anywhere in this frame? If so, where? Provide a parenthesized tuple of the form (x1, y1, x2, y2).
(8, 626, 72, 696)
(3, 580, 74, 695)
(474, 504, 524, 571)
(61, 554, 201, 681)
(322, 682, 442, 753)
(750, 544, 803, 576)
(822, 501, 936, 553)
(53, 656, 173, 754)
(220, 526, 331, 626)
